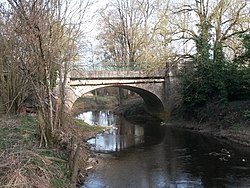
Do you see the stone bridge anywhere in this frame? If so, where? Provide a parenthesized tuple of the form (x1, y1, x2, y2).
(59, 70, 180, 119)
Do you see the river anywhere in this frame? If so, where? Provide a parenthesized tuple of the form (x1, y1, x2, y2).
(77, 110, 250, 188)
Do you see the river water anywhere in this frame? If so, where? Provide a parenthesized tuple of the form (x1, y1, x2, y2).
(77, 110, 250, 188)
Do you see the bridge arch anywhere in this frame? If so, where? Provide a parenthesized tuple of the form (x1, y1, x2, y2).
(56, 70, 170, 119)
(65, 84, 165, 117)
(117, 85, 164, 114)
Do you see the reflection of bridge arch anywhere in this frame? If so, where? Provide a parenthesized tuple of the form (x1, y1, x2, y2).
(61, 70, 167, 117)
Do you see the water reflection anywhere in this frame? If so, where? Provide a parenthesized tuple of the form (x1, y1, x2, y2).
(81, 111, 250, 188)
(87, 116, 145, 152)
(77, 111, 160, 152)
(77, 111, 115, 126)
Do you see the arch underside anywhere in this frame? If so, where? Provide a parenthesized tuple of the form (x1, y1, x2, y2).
(120, 86, 164, 114)
(77, 84, 165, 115)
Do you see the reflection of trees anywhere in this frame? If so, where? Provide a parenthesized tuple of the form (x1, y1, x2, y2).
(89, 112, 150, 152)
(107, 111, 112, 126)
(88, 111, 97, 125)
(89, 110, 116, 126)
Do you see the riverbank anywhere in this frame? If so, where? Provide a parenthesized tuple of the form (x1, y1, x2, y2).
(163, 120, 250, 147)
(0, 115, 104, 187)
(113, 98, 250, 147)
(167, 100, 250, 147)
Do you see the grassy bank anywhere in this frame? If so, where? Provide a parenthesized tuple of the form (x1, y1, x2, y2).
(0, 115, 69, 187)
(74, 118, 105, 137)
(0, 115, 104, 188)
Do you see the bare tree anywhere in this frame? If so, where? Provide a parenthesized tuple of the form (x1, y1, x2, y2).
(97, 0, 170, 72)
(170, 0, 250, 61)
(1, 0, 92, 146)
(0, 1, 93, 186)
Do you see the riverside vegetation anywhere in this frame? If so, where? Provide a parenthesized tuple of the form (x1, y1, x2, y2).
(0, 116, 70, 187)
(0, 115, 104, 187)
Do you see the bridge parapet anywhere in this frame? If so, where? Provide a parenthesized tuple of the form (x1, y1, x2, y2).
(69, 70, 165, 79)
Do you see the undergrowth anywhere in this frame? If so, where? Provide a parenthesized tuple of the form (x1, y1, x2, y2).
(0, 115, 106, 187)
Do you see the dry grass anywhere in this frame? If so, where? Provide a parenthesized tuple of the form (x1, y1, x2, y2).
(0, 116, 69, 188)
(0, 113, 104, 188)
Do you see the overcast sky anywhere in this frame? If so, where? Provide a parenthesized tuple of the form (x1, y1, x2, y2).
(77, 0, 109, 69)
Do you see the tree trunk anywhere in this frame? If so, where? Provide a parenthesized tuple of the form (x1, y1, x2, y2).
(70, 143, 81, 187)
